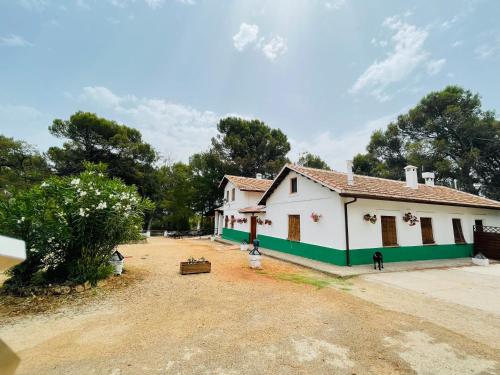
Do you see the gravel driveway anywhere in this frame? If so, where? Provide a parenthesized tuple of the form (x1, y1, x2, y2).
(1, 238, 499, 374)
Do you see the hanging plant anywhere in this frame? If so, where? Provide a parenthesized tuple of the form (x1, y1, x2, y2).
(310, 212, 322, 222)
(236, 217, 247, 224)
(256, 217, 264, 225)
(364, 214, 377, 224)
(264, 219, 272, 225)
(403, 212, 419, 226)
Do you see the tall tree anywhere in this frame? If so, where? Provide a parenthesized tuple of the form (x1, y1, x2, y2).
(47, 112, 158, 197)
(353, 86, 500, 199)
(211, 117, 290, 178)
(297, 152, 331, 170)
(0, 135, 51, 199)
(189, 150, 228, 216)
(152, 162, 195, 231)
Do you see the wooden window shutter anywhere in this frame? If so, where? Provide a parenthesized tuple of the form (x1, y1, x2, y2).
(290, 178, 298, 193)
(231, 188, 235, 201)
(288, 215, 300, 242)
(230, 215, 234, 229)
(420, 217, 434, 244)
(381, 216, 397, 247)
(452, 218, 465, 243)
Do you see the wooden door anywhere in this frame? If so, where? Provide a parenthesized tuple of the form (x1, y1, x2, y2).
(250, 216, 257, 243)
(381, 216, 397, 247)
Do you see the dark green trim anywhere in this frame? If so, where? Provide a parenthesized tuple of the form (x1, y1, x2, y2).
(222, 228, 249, 243)
(257, 234, 473, 266)
(257, 234, 347, 266)
(349, 243, 473, 265)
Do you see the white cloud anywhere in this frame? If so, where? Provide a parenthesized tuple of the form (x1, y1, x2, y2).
(440, 15, 459, 30)
(0, 34, 33, 47)
(261, 35, 288, 62)
(370, 38, 388, 48)
(78, 86, 221, 161)
(475, 37, 500, 60)
(18, 0, 48, 11)
(289, 111, 404, 171)
(426, 58, 446, 75)
(451, 40, 463, 48)
(233, 23, 259, 51)
(0, 104, 56, 150)
(351, 15, 445, 101)
(232, 23, 288, 62)
(144, 0, 165, 8)
(324, 0, 346, 11)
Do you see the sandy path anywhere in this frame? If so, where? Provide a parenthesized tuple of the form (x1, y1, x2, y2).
(1, 237, 499, 374)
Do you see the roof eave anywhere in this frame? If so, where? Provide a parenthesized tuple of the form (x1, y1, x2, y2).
(258, 164, 343, 205)
(339, 192, 500, 211)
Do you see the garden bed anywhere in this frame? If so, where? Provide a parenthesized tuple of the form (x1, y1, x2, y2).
(0, 266, 147, 321)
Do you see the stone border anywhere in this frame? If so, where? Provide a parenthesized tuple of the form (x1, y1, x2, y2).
(4, 281, 94, 297)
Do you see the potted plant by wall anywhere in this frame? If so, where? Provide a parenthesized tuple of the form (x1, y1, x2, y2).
(364, 214, 377, 224)
(310, 212, 322, 222)
(180, 257, 211, 275)
(403, 212, 419, 226)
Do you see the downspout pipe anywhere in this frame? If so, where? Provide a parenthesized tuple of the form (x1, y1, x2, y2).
(344, 197, 357, 267)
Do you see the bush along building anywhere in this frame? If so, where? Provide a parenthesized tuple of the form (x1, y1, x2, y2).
(217, 163, 500, 266)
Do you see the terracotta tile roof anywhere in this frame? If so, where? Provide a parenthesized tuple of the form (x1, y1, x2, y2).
(259, 164, 500, 210)
(239, 205, 266, 213)
(220, 175, 273, 192)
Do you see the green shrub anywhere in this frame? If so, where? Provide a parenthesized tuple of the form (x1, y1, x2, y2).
(0, 163, 153, 287)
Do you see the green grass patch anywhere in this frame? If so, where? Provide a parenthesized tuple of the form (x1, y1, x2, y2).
(252, 268, 352, 290)
(274, 273, 333, 289)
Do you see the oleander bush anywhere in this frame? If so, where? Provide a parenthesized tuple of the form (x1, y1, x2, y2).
(0, 163, 153, 289)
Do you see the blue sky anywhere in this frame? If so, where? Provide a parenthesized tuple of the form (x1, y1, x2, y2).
(1, 0, 499, 170)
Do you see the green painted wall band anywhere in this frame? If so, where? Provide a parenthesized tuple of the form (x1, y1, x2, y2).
(222, 228, 250, 243)
(256, 234, 472, 266)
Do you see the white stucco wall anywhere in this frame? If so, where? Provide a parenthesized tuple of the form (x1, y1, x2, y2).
(258, 171, 345, 249)
(221, 181, 265, 233)
(347, 199, 500, 249)
(223, 173, 500, 251)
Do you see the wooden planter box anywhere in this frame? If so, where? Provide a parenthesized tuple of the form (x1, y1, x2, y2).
(180, 261, 211, 275)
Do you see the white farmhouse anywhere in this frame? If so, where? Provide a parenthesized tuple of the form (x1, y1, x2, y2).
(219, 164, 500, 266)
(215, 174, 273, 243)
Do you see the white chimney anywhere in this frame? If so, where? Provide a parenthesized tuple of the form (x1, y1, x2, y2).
(346, 160, 354, 186)
(453, 179, 458, 189)
(422, 172, 435, 186)
(404, 165, 418, 189)
(256, 173, 263, 180)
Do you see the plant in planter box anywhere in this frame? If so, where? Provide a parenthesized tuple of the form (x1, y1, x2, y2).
(310, 212, 322, 222)
(180, 256, 211, 275)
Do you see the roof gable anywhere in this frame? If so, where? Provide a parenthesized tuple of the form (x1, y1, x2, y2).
(258, 164, 500, 210)
(219, 175, 273, 192)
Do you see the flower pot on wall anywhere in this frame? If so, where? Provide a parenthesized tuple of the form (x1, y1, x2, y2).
(310, 213, 322, 222)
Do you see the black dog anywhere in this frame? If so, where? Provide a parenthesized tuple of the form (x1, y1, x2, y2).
(373, 251, 384, 270)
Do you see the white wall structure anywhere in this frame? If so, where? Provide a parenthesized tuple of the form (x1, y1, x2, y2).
(258, 171, 345, 250)
(218, 176, 273, 243)
(0, 235, 26, 272)
(251, 164, 500, 266)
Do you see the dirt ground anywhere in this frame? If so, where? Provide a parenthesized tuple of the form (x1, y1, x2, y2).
(1, 237, 499, 375)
